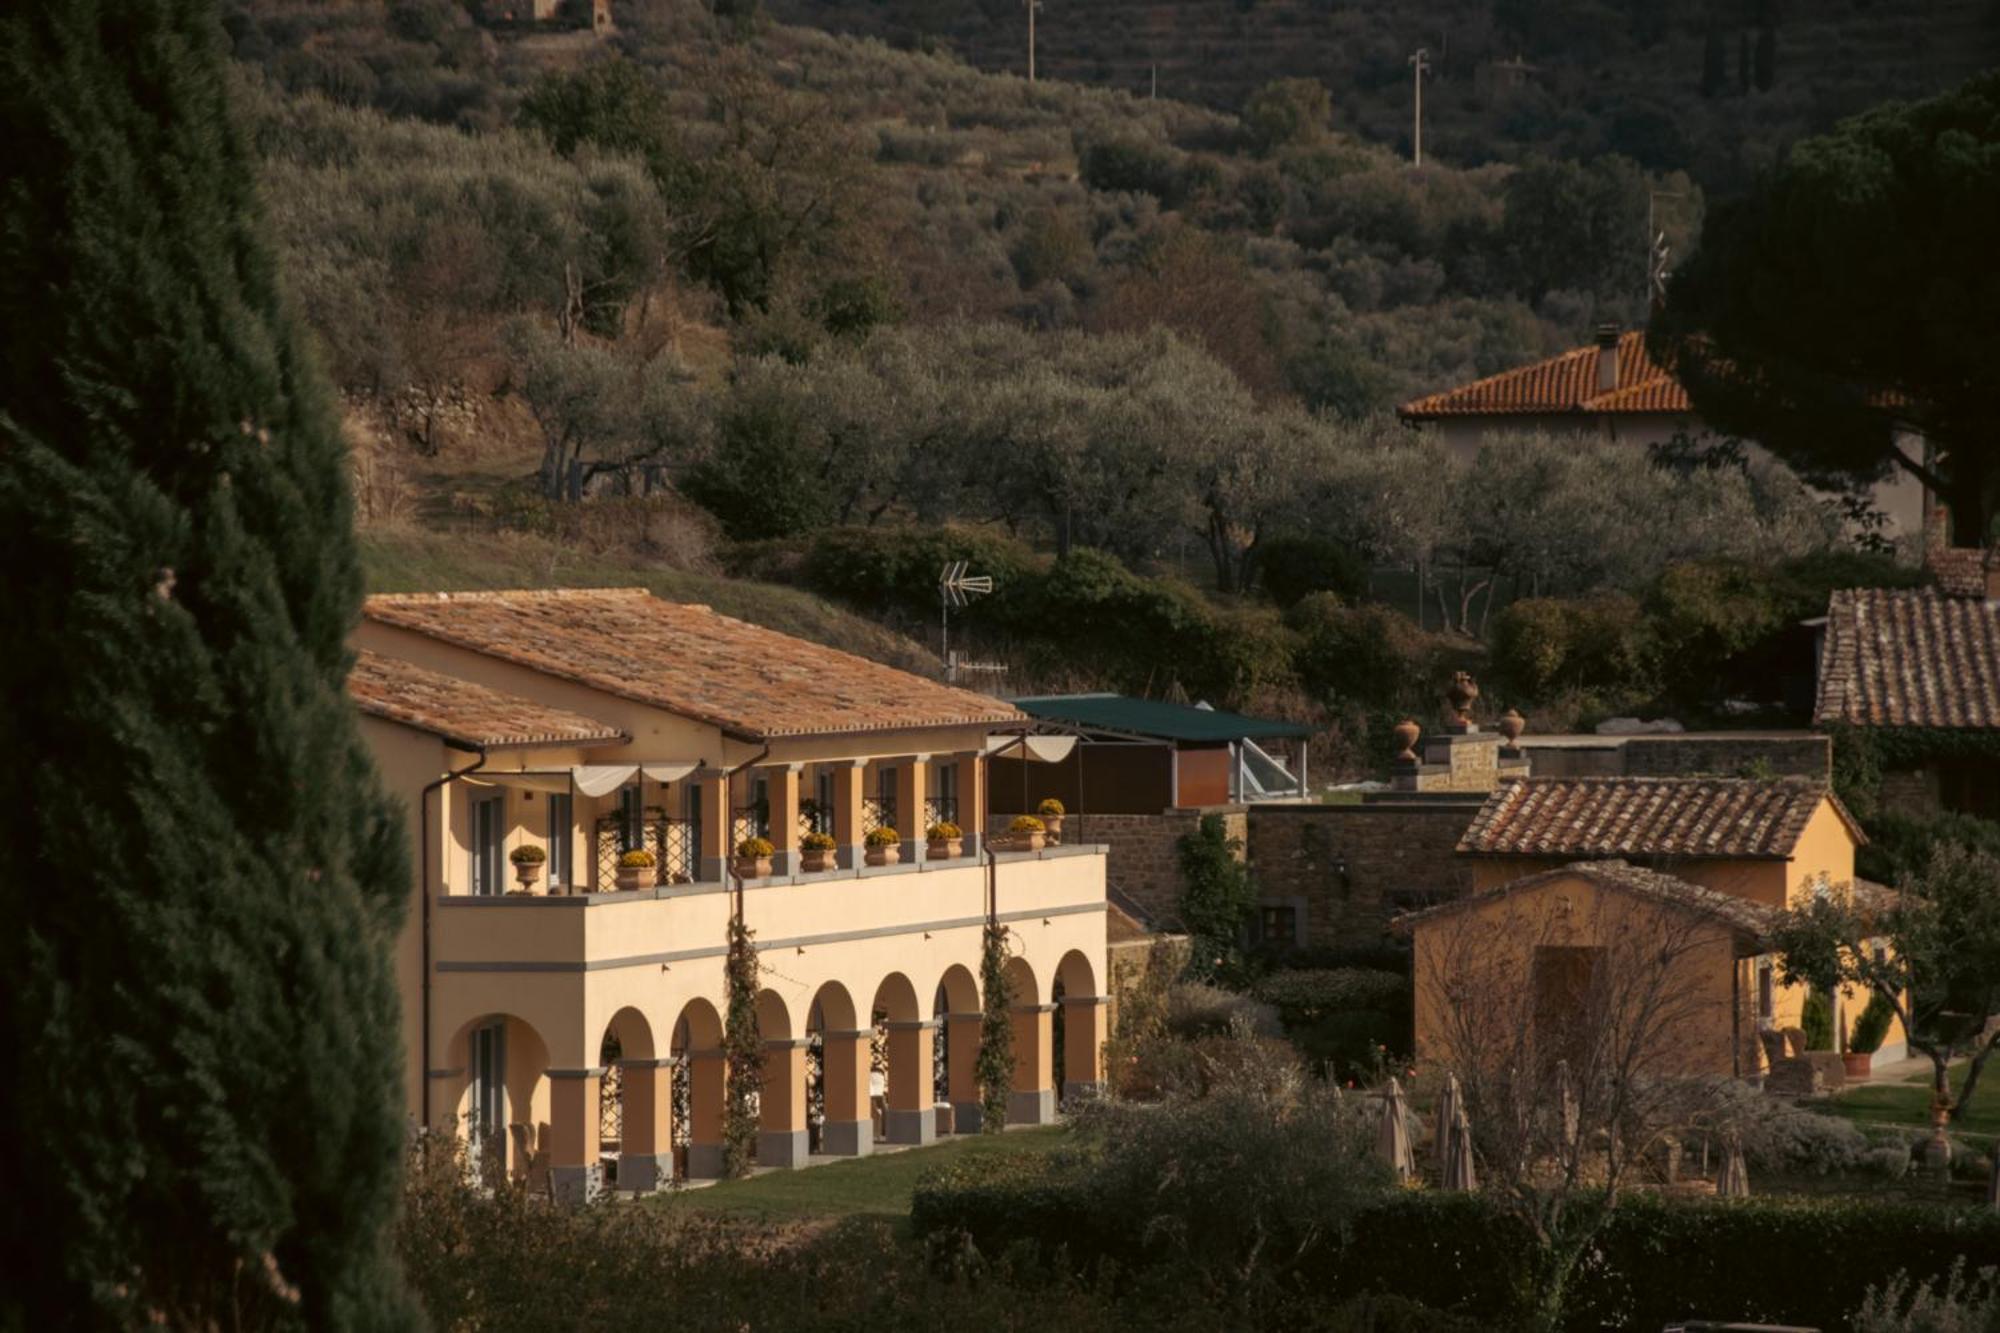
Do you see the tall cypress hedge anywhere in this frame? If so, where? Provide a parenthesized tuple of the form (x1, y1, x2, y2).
(0, 2, 415, 1326)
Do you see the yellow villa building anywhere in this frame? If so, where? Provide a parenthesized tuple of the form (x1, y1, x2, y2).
(348, 588, 1109, 1201)
(1408, 776, 1903, 1079)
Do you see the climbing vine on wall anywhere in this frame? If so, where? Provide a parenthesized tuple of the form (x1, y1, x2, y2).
(723, 913, 763, 1177)
(977, 921, 1015, 1133)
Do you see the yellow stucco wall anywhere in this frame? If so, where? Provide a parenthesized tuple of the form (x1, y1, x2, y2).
(1785, 798, 1858, 903)
(1413, 872, 1748, 1080)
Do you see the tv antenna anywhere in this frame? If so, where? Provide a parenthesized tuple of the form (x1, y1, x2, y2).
(1648, 190, 1685, 304)
(939, 561, 994, 679)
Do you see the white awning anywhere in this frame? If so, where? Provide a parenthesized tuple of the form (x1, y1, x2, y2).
(983, 733, 1079, 763)
(468, 763, 704, 798)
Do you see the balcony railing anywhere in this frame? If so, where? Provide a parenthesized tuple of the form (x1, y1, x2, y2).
(594, 809, 697, 887)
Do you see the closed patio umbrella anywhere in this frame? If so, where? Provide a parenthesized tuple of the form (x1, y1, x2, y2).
(1377, 1077, 1413, 1183)
(1717, 1134, 1750, 1198)
(1435, 1072, 1461, 1183)
(1444, 1101, 1478, 1191)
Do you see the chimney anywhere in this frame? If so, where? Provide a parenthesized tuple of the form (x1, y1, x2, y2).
(1594, 322, 1620, 394)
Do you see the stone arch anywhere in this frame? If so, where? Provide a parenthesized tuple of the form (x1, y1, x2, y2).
(443, 1012, 552, 1182)
(755, 989, 807, 1167)
(873, 972, 933, 1144)
(671, 998, 725, 1179)
(1052, 950, 1104, 1105)
(807, 981, 861, 1155)
(1000, 956, 1053, 1127)
(597, 1006, 659, 1191)
(934, 964, 981, 1124)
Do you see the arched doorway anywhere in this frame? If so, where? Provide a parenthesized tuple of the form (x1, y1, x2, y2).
(809, 981, 868, 1156)
(873, 972, 933, 1144)
(599, 1006, 664, 1192)
(1003, 956, 1054, 1126)
(935, 964, 981, 1131)
(671, 998, 724, 1179)
(1054, 950, 1105, 1104)
(757, 990, 807, 1167)
(445, 1012, 552, 1188)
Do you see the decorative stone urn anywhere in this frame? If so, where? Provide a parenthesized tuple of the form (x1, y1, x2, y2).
(926, 837, 963, 861)
(732, 855, 774, 881)
(865, 843, 902, 867)
(800, 845, 836, 873)
(1498, 708, 1526, 744)
(1392, 719, 1422, 763)
(1445, 671, 1480, 729)
(510, 854, 545, 893)
(616, 857, 657, 892)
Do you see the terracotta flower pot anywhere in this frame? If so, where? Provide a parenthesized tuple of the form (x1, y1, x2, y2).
(1842, 1051, 1873, 1079)
(927, 838, 963, 861)
(801, 848, 835, 873)
(1008, 831, 1046, 853)
(513, 862, 545, 892)
(865, 844, 901, 867)
(732, 856, 773, 881)
(616, 864, 656, 892)
(1041, 814, 1065, 843)
(1392, 719, 1421, 760)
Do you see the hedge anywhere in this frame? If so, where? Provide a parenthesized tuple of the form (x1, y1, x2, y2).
(912, 1164, 2000, 1330)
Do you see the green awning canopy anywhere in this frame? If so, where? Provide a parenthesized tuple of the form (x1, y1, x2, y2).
(1011, 693, 1311, 744)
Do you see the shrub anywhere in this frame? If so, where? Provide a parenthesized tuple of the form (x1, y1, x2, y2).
(1009, 815, 1045, 834)
(1853, 990, 1898, 1055)
(734, 836, 775, 859)
(1286, 594, 1437, 709)
(1252, 968, 1411, 1075)
(1490, 592, 1651, 703)
(801, 831, 837, 851)
(1854, 1260, 2000, 1333)
(1037, 797, 1065, 817)
(1741, 1103, 1869, 1177)
(1252, 968, 1408, 1019)
(618, 849, 656, 868)
(1178, 813, 1254, 981)
(1257, 534, 1367, 607)
(1802, 989, 1836, 1051)
(508, 845, 546, 865)
(926, 821, 962, 840)
(865, 826, 901, 847)
(1164, 982, 1281, 1039)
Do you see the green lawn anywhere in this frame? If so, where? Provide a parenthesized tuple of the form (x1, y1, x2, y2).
(1829, 1060, 2000, 1142)
(651, 1125, 1069, 1224)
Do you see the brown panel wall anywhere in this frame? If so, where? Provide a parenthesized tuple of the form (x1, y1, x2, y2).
(989, 745, 1173, 817)
(1177, 745, 1232, 807)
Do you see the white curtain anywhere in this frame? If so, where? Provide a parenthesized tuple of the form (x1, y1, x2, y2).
(983, 733, 1079, 763)
(470, 763, 704, 798)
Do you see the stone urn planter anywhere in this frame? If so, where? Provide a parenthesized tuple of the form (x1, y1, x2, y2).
(1004, 817, 1047, 852)
(800, 840, 837, 873)
(1392, 718, 1421, 762)
(1498, 708, 1526, 745)
(732, 838, 775, 881)
(865, 842, 902, 867)
(1037, 801, 1066, 844)
(1842, 1051, 1873, 1079)
(509, 847, 546, 893)
(927, 837, 963, 861)
(616, 852, 657, 892)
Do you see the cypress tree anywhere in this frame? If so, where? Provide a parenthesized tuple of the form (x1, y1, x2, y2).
(1700, 27, 1727, 97)
(0, 3, 415, 1327)
(1753, 21, 1778, 91)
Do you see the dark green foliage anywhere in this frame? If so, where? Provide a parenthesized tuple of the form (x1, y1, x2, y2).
(1490, 593, 1650, 703)
(723, 915, 762, 1176)
(1177, 815, 1255, 981)
(977, 923, 1014, 1132)
(684, 385, 840, 540)
(1242, 77, 1331, 155)
(913, 1171, 2000, 1332)
(1256, 535, 1368, 608)
(1499, 155, 1652, 305)
(1701, 28, 1728, 97)
(1858, 810, 2000, 888)
(1252, 968, 1412, 1075)
(1852, 990, 1898, 1056)
(1754, 22, 1778, 91)
(1654, 71, 2000, 539)
(1287, 594, 1438, 707)
(0, 1, 415, 1326)
(785, 524, 1042, 628)
(1802, 989, 1836, 1051)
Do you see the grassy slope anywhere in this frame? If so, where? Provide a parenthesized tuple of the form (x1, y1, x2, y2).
(359, 526, 942, 676)
(654, 1125, 1069, 1225)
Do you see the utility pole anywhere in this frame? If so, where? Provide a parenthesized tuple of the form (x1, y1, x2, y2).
(1408, 47, 1431, 166)
(1026, 0, 1042, 82)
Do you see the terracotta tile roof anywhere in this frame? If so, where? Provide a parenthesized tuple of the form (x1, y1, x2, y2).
(1816, 587, 2000, 730)
(1400, 860, 1775, 941)
(348, 650, 627, 750)
(1398, 331, 1692, 420)
(362, 588, 1023, 740)
(1457, 776, 1860, 860)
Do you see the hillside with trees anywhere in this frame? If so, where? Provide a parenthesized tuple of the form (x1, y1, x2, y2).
(219, 0, 1929, 773)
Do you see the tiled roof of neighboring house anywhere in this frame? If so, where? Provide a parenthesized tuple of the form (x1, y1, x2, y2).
(1924, 546, 1997, 599)
(1457, 776, 1862, 860)
(1816, 587, 2000, 730)
(1399, 859, 1776, 941)
(362, 588, 1023, 740)
(1398, 331, 1692, 420)
(348, 650, 627, 750)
